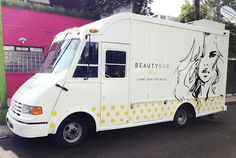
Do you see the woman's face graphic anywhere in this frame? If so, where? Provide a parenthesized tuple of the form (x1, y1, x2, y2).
(198, 40, 218, 83)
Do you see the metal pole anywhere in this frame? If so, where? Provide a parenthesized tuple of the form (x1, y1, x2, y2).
(0, 3, 7, 124)
(194, 0, 200, 20)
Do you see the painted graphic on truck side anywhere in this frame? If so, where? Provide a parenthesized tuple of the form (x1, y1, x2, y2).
(174, 32, 224, 102)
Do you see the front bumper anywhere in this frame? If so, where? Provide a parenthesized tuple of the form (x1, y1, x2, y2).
(6, 112, 49, 138)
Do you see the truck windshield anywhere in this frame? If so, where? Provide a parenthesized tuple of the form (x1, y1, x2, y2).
(40, 39, 80, 73)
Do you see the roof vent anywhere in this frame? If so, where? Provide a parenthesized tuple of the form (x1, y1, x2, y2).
(188, 19, 225, 30)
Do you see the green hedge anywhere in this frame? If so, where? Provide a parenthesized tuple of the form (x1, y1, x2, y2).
(1, 0, 93, 19)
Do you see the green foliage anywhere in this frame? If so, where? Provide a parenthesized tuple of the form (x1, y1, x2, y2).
(201, 0, 236, 21)
(177, 1, 195, 23)
(2, 0, 153, 20)
(1, 0, 93, 19)
(50, 0, 153, 19)
(132, 0, 154, 16)
(0, 2, 7, 123)
(177, 1, 213, 23)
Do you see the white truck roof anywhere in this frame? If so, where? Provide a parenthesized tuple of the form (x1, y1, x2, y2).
(54, 13, 229, 41)
(83, 13, 228, 34)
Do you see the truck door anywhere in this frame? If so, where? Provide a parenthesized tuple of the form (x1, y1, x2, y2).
(101, 43, 130, 127)
(53, 41, 101, 125)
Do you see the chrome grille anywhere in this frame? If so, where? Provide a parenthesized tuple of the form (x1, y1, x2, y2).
(11, 100, 22, 116)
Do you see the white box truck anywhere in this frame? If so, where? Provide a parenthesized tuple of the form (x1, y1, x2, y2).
(6, 13, 229, 147)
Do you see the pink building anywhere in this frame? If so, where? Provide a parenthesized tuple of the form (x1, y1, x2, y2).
(2, 6, 92, 97)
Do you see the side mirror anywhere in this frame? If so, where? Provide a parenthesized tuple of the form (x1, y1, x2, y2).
(85, 34, 91, 80)
(85, 34, 90, 40)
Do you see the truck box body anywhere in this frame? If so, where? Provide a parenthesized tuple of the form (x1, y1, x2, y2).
(79, 13, 229, 128)
(129, 16, 229, 122)
(6, 13, 229, 141)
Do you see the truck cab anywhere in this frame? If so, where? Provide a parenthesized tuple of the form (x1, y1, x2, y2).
(7, 14, 131, 147)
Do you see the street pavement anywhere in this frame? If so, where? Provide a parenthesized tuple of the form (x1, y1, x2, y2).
(0, 97, 236, 158)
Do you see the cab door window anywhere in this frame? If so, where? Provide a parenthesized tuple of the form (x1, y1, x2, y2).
(105, 50, 126, 78)
(73, 42, 98, 78)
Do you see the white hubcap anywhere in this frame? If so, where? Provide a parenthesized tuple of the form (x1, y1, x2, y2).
(63, 122, 82, 143)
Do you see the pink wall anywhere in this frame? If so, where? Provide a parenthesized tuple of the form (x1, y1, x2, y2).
(6, 73, 35, 97)
(2, 6, 93, 97)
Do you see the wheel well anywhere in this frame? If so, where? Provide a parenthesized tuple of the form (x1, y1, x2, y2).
(177, 103, 196, 118)
(62, 112, 96, 133)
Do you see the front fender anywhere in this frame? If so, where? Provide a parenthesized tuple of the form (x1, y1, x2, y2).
(48, 108, 99, 134)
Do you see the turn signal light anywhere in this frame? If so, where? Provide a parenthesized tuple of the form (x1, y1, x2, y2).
(89, 29, 99, 33)
(31, 106, 43, 115)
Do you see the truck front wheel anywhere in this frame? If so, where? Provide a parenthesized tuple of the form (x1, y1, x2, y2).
(54, 117, 88, 147)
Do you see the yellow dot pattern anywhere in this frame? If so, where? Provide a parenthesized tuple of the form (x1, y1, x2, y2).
(88, 96, 224, 126)
(51, 111, 57, 117)
(91, 107, 97, 112)
(131, 96, 224, 123)
(110, 118, 115, 123)
(154, 108, 158, 112)
(89, 106, 101, 120)
(140, 109, 144, 113)
(111, 105, 116, 110)
(116, 111, 120, 116)
(49, 123, 55, 129)
(106, 112, 111, 117)
(129, 117, 132, 121)
(101, 119, 106, 124)
(133, 101, 170, 123)
(198, 96, 224, 114)
(100, 104, 128, 126)
(102, 106, 106, 111)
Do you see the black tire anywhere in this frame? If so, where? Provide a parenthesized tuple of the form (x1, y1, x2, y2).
(173, 107, 190, 128)
(53, 117, 88, 148)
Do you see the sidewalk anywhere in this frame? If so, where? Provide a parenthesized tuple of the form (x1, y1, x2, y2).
(1, 95, 236, 139)
(0, 125, 14, 139)
(226, 94, 236, 103)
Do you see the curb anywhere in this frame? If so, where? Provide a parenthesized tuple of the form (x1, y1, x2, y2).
(225, 95, 236, 103)
(0, 125, 14, 139)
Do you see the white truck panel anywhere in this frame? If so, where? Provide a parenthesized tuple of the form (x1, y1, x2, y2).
(130, 18, 228, 103)
(102, 19, 131, 44)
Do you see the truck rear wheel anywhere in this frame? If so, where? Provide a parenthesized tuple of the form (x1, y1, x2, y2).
(173, 107, 190, 128)
(54, 117, 88, 147)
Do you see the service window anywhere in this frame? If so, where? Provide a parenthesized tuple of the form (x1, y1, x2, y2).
(105, 50, 126, 78)
(73, 42, 98, 78)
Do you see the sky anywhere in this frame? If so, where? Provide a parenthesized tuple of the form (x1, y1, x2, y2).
(149, 0, 187, 17)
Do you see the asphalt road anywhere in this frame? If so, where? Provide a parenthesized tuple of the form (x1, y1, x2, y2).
(0, 102, 236, 158)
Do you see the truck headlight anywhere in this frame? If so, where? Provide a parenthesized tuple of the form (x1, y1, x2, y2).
(22, 105, 43, 115)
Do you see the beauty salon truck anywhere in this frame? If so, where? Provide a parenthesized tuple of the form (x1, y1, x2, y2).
(6, 13, 229, 147)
